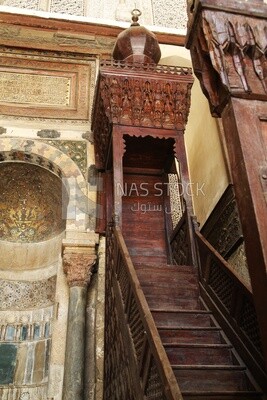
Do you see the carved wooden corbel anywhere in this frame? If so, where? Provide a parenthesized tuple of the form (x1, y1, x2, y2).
(186, 2, 267, 116)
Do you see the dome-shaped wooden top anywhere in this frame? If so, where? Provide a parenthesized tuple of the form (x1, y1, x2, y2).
(112, 9, 161, 64)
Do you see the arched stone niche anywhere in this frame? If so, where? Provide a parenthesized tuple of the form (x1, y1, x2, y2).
(0, 162, 68, 243)
(0, 162, 68, 399)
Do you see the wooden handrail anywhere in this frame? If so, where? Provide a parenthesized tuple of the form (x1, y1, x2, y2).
(195, 230, 253, 297)
(104, 221, 183, 400)
(169, 211, 267, 389)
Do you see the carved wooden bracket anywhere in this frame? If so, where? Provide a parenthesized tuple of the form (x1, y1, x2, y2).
(186, 0, 267, 116)
(92, 60, 193, 169)
(63, 252, 96, 287)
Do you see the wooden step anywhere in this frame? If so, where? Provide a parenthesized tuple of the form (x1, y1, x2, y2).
(142, 285, 199, 299)
(122, 198, 164, 206)
(137, 271, 198, 287)
(182, 391, 263, 399)
(159, 327, 224, 344)
(128, 247, 167, 258)
(165, 343, 233, 365)
(173, 366, 253, 392)
(146, 295, 201, 310)
(151, 310, 212, 328)
(125, 237, 166, 250)
(135, 263, 197, 272)
(122, 211, 165, 219)
(131, 255, 168, 264)
(122, 229, 166, 240)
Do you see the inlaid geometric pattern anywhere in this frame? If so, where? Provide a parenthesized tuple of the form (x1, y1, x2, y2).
(0, 276, 56, 310)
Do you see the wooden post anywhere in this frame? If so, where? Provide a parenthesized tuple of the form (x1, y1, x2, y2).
(186, 0, 267, 365)
(112, 126, 124, 227)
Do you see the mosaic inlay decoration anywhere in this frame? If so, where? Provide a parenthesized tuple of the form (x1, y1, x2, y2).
(0, 150, 63, 179)
(43, 140, 87, 176)
(0, 72, 71, 106)
(0, 276, 56, 310)
(0, 162, 68, 242)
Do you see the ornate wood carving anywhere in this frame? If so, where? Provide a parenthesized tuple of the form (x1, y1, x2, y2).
(0, 54, 94, 120)
(186, 0, 267, 369)
(186, 1, 267, 116)
(201, 185, 243, 258)
(92, 60, 193, 169)
(91, 89, 112, 170)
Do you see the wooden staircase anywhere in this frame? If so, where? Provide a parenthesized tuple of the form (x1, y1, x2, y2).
(134, 263, 262, 399)
(122, 174, 263, 399)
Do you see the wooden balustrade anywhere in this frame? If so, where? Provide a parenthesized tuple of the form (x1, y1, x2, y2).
(104, 221, 182, 400)
(169, 210, 267, 389)
(170, 209, 198, 267)
(195, 230, 267, 390)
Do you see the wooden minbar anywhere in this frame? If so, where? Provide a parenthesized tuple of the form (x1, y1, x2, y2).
(92, 10, 194, 234)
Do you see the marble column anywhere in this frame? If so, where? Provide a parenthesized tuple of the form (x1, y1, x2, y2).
(62, 250, 96, 400)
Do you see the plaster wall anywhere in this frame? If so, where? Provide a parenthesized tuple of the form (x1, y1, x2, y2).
(185, 80, 230, 227)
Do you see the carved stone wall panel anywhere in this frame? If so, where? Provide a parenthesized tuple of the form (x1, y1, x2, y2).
(0, 56, 91, 120)
(152, 0, 187, 30)
(3, 0, 39, 9)
(0, 276, 56, 310)
(50, 0, 84, 16)
(1, 0, 188, 31)
(113, 0, 154, 26)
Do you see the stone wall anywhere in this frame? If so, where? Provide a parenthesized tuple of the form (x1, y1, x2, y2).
(0, 26, 100, 399)
(0, 0, 188, 31)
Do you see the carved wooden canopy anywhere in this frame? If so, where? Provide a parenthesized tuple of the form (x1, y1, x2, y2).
(92, 60, 193, 169)
(186, 0, 267, 116)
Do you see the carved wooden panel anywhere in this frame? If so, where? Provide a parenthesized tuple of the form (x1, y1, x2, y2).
(201, 185, 243, 258)
(0, 55, 92, 119)
(186, 3, 267, 116)
(92, 60, 193, 169)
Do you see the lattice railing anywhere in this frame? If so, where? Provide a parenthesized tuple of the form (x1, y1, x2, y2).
(170, 208, 197, 266)
(195, 230, 265, 365)
(104, 220, 182, 400)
